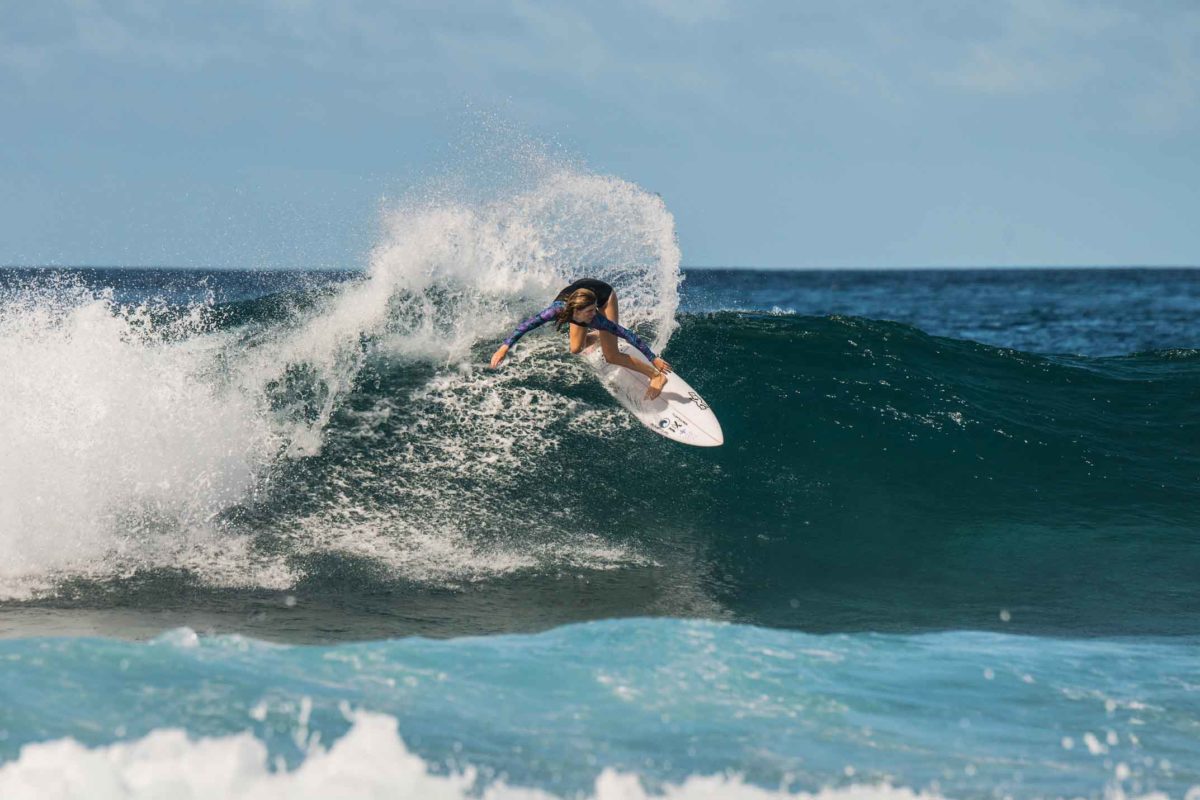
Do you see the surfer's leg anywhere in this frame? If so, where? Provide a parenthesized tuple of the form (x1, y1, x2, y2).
(598, 330, 656, 379)
(603, 291, 619, 324)
(599, 330, 666, 399)
(569, 322, 589, 354)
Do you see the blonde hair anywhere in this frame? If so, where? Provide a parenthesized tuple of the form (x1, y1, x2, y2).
(555, 288, 597, 331)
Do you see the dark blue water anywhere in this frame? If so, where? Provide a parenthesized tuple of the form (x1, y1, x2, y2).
(681, 267, 1200, 356)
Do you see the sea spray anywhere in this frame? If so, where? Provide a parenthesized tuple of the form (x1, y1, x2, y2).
(0, 163, 683, 600)
(0, 276, 284, 598)
(256, 167, 683, 587)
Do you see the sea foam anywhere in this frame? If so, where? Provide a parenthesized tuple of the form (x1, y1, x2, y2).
(3, 712, 1190, 800)
(0, 711, 949, 800)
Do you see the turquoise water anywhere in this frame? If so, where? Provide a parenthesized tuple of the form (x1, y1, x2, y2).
(3, 620, 1197, 798)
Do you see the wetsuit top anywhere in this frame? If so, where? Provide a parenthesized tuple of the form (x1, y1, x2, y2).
(502, 301, 658, 362)
(556, 278, 614, 308)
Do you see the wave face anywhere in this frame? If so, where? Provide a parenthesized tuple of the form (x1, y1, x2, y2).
(0, 619, 1196, 799)
(1, 264, 1198, 638)
(669, 312, 1200, 634)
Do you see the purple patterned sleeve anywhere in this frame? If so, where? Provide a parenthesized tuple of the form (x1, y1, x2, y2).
(503, 302, 563, 347)
(589, 315, 658, 361)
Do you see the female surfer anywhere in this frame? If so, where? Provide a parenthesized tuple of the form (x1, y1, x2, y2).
(489, 278, 673, 400)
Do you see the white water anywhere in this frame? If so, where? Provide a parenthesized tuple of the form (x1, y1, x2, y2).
(7, 710, 1189, 800)
(0, 711, 954, 800)
(0, 164, 682, 598)
(270, 167, 682, 585)
(0, 280, 292, 598)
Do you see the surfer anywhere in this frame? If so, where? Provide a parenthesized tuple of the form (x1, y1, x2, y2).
(489, 278, 673, 399)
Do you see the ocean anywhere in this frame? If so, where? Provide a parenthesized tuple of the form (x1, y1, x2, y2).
(0, 175, 1197, 798)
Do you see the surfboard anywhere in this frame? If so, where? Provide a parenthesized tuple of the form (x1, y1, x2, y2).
(581, 341, 724, 447)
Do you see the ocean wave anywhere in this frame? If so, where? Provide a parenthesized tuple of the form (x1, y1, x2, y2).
(3, 230, 1199, 640)
(3, 295, 1198, 635)
(0, 165, 681, 604)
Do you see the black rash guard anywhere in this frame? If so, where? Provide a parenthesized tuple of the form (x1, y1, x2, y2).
(556, 278, 614, 308)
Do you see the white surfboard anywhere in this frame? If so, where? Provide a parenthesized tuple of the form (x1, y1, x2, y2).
(581, 342, 724, 447)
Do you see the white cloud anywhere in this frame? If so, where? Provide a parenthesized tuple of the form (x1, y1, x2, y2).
(769, 46, 899, 102)
(643, 0, 729, 26)
(4, 0, 1196, 138)
(925, 0, 1199, 133)
(944, 43, 1100, 94)
(0, 41, 53, 77)
(0, 0, 247, 77)
(937, 0, 1123, 95)
(1125, 11, 1200, 135)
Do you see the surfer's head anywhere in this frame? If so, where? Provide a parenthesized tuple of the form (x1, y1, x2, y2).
(555, 288, 599, 330)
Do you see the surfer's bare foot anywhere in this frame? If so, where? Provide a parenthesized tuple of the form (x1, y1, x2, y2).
(645, 372, 667, 400)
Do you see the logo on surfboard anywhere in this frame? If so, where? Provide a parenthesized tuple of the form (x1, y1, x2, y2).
(658, 416, 687, 434)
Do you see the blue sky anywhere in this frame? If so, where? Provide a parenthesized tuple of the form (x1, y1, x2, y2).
(2, 1, 1197, 269)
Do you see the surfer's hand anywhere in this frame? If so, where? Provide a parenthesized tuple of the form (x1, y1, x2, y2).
(645, 371, 668, 400)
(490, 344, 509, 368)
(652, 357, 673, 374)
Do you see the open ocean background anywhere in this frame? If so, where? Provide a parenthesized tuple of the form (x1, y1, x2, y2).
(0, 172, 1197, 798)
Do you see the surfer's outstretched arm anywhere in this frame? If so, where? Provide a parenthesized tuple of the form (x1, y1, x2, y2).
(490, 303, 562, 367)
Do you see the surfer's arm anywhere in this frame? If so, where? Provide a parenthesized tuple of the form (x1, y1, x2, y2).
(491, 302, 562, 367)
(589, 316, 658, 362)
(590, 316, 672, 400)
(503, 303, 561, 348)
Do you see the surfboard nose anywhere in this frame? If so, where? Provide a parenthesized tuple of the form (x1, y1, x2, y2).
(698, 423, 724, 447)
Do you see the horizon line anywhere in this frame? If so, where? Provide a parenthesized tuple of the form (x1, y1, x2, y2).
(2, 263, 1198, 273)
